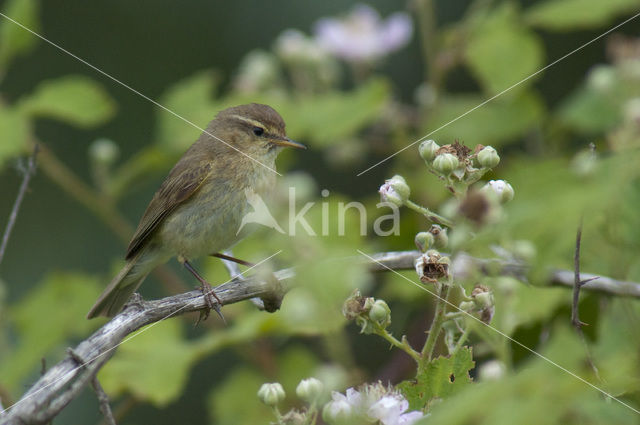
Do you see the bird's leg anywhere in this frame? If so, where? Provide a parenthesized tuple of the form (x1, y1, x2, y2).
(211, 252, 255, 268)
(179, 257, 224, 324)
(213, 251, 277, 312)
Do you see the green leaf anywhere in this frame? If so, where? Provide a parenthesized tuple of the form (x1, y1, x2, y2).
(558, 86, 621, 133)
(0, 0, 39, 68)
(280, 78, 390, 147)
(398, 347, 475, 411)
(156, 70, 220, 152)
(525, 0, 639, 30)
(0, 104, 29, 165)
(0, 272, 101, 392)
(425, 326, 639, 425)
(465, 3, 544, 95)
(426, 90, 544, 147)
(99, 319, 202, 406)
(208, 368, 274, 425)
(19, 75, 116, 128)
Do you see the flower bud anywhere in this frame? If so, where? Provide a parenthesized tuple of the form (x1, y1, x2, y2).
(388, 175, 410, 200)
(418, 139, 439, 162)
(477, 146, 500, 169)
(459, 300, 475, 312)
(89, 138, 119, 166)
(481, 180, 514, 203)
(429, 225, 448, 250)
(258, 382, 286, 406)
(368, 299, 391, 328)
(322, 397, 353, 425)
(379, 175, 410, 207)
(414, 231, 434, 252)
(471, 284, 495, 324)
(432, 153, 459, 175)
(296, 378, 324, 403)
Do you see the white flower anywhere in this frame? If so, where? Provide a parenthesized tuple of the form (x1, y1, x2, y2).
(368, 394, 408, 424)
(323, 391, 354, 424)
(323, 384, 426, 425)
(313, 4, 413, 62)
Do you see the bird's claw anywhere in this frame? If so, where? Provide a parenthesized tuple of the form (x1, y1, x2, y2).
(195, 282, 226, 326)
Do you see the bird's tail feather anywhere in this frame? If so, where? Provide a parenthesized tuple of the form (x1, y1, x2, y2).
(87, 255, 149, 319)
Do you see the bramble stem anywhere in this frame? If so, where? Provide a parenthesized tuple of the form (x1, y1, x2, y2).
(405, 200, 454, 228)
(421, 284, 450, 364)
(375, 325, 421, 363)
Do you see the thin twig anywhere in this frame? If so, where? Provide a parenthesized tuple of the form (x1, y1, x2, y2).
(369, 250, 639, 298)
(0, 144, 38, 266)
(91, 377, 116, 425)
(570, 221, 602, 381)
(572, 220, 586, 331)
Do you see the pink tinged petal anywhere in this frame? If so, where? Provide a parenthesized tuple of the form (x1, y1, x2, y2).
(381, 13, 413, 51)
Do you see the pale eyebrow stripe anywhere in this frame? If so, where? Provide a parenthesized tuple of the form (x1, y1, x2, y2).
(230, 115, 266, 129)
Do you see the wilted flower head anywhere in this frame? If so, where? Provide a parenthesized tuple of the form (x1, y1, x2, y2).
(314, 4, 413, 62)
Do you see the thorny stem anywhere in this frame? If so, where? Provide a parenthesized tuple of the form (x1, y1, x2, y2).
(421, 284, 450, 364)
(405, 199, 454, 228)
(451, 327, 471, 356)
(375, 325, 421, 363)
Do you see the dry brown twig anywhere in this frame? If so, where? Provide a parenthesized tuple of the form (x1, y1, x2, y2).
(0, 144, 39, 266)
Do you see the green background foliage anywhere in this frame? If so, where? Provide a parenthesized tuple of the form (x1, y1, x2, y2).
(1, 0, 639, 423)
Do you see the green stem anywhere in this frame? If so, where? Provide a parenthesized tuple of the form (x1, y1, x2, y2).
(375, 326, 421, 364)
(421, 284, 450, 364)
(405, 199, 454, 228)
(416, 0, 439, 87)
(451, 327, 471, 356)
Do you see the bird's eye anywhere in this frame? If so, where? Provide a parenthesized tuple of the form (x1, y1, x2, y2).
(253, 127, 265, 136)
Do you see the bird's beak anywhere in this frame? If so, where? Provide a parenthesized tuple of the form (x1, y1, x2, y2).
(272, 137, 306, 149)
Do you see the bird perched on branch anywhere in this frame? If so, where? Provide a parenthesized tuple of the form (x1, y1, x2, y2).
(87, 103, 305, 319)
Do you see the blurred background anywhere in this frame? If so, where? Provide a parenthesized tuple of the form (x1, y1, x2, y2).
(1, 0, 640, 424)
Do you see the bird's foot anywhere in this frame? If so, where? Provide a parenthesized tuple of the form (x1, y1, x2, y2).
(195, 282, 226, 326)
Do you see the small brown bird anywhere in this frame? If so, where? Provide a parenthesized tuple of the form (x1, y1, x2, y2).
(87, 103, 305, 319)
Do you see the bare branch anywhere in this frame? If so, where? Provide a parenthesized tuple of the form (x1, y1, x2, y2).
(0, 144, 38, 266)
(0, 268, 293, 425)
(369, 250, 639, 298)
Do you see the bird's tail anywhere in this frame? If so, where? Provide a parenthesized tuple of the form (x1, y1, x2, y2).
(87, 254, 150, 319)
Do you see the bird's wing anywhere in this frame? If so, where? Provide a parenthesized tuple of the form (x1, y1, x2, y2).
(125, 155, 214, 259)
